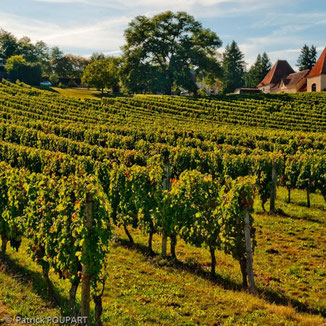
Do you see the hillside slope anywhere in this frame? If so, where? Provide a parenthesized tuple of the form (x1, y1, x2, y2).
(0, 81, 325, 325)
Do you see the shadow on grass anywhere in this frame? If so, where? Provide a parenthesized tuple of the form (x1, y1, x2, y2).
(282, 212, 326, 226)
(115, 237, 326, 318)
(295, 200, 326, 211)
(0, 253, 71, 316)
(255, 209, 326, 226)
(35, 86, 59, 93)
(93, 93, 113, 99)
(93, 93, 129, 99)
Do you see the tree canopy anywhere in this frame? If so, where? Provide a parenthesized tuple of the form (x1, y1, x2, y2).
(0, 29, 90, 84)
(0, 29, 18, 59)
(82, 57, 120, 93)
(297, 44, 317, 71)
(245, 52, 272, 88)
(121, 11, 222, 94)
(5, 55, 42, 85)
(221, 41, 246, 93)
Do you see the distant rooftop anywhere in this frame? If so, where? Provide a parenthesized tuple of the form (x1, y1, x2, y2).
(282, 69, 310, 87)
(257, 60, 294, 87)
(307, 47, 326, 78)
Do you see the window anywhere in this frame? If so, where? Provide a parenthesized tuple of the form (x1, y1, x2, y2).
(312, 83, 317, 92)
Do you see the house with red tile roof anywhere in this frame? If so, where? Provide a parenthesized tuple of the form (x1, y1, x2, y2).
(257, 60, 294, 93)
(307, 47, 326, 92)
(278, 69, 310, 93)
(257, 47, 326, 94)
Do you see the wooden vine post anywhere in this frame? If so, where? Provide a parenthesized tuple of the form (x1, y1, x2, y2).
(244, 211, 256, 294)
(306, 180, 311, 208)
(270, 160, 277, 214)
(1, 236, 7, 255)
(161, 163, 171, 256)
(81, 192, 93, 322)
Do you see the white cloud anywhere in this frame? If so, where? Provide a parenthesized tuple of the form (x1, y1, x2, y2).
(240, 33, 304, 68)
(33, 0, 252, 5)
(252, 12, 326, 29)
(239, 11, 326, 68)
(32, 0, 282, 17)
(2, 0, 276, 57)
(42, 17, 130, 50)
(0, 11, 130, 55)
(1, 0, 324, 65)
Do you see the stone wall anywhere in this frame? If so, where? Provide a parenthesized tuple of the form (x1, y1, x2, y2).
(307, 75, 326, 92)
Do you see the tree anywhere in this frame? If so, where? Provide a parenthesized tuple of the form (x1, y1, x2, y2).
(65, 54, 89, 79)
(297, 44, 317, 71)
(245, 54, 261, 88)
(50, 47, 73, 79)
(90, 53, 106, 62)
(120, 58, 166, 94)
(50, 48, 89, 80)
(0, 30, 89, 81)
(50, 46, 68, 78)
(121, 11, 222, 95)
(33, 41, 51, 75)
(260, 52, 272, 78)
(17, 36, 37, 62)
(5, 54, 26, 72)
(49, 73, 59, 86)
(221, 41, 246, 93)
(245, 52, 272, 88)
(82, 57, 120, 94)
(0, 29, 18, 59)
(0, 30, 51, 77)
(5, 55, 41, 85)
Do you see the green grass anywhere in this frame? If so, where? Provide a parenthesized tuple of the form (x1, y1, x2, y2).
(37, 86, 106, 100)
(0, 187, 325, 325)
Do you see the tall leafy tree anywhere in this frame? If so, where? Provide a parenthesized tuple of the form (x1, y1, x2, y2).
(52, 56, 73, 79)
(17, 36, 37, 62)
(49, 48, 89, 79)
(65, 54, 89, 79)
(297, 44, 317, 71)
(221, 41, 246, 93)
(121, 11, 222, 95)
(0, 29, 88, 81)
(0, 29, 18, 59)
(33, 41, 51, 75)
(245, 52, 272, 88)
(82, 57, 120, 94)
(5, 55, 42, 85)
(0, 31, 51, 74)
(90, 53, 106, 62)
(120, 59, 163, 94)
(50, 47, 69, 78)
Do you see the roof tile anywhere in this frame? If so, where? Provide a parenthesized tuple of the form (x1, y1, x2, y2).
(258, 60, 294, 87)
(307, 47, 326, 78)
(282, 69, 310, 87)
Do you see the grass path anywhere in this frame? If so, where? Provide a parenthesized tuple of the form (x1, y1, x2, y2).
(0, 301, 15, 325)
(37, 86, 110, 100)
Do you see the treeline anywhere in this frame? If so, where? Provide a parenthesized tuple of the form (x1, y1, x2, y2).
(1, 11, 319, 94)
(0, 28, 98, 86)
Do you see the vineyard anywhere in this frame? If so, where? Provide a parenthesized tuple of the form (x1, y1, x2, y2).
(0, 80, 325, 325)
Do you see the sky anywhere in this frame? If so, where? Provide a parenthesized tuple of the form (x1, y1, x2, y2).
(0, 0, 325, 69)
